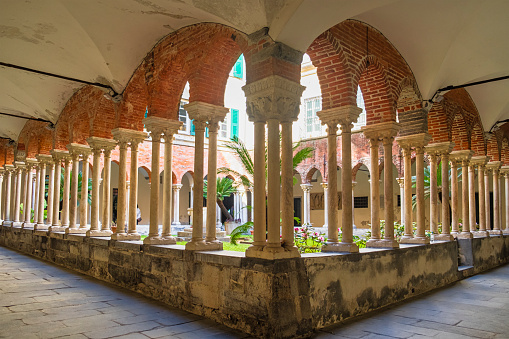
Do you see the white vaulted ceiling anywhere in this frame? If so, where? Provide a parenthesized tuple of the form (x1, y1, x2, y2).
(1, 0, 508, 140)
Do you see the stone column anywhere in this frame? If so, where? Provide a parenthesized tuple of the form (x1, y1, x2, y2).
(321, 182, 328, 228)
(46, 161, 54, 227)
(243, 75, 304, 259)
(2, 165, 13, 225)
(49, 150, 68, 232)
(172, 184, 182, 225)
(352, 181, 356, 228)
(162, 121, 181, 240)
(426, 142, 455, 241)
(449, 158, 460, 235)
(487, 161, 502, 235)
(457, 153, 474, 238)
(319, 105, 362, 253)
(396, 178, 404, 225)
(239, 187, 248, 223)
(112, 139, 127, 238)
(66, 149, 80, 233)
(502, 166, 509, 234)
(87, 147, 102, 235)
(60, 155, 71, 229)
(363, 130, 381, 246)
(397, 133, 431, 244)
(470, 156, 489, 237)
(13, 162, 24, 226)
(101, 144, 116, 233)
(22, 162, 34, 227)
(21, 166, 27, 223)
(300, 183, 312, 226)
(468, 162, 477, 232)
(0, 169, 4, 223)
(381, 128, 399, 247)
(281, 120, 298, 254)
(79, 152, 90, 230)
(35, 156, 52, 230)
(485, 168, 491, 230)
(33, 164, 40, 226)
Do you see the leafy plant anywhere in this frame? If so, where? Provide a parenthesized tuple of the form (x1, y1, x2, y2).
(229, 221, 253, 245)
(60, 169, 92, 205)
(204, 177, 237, 221)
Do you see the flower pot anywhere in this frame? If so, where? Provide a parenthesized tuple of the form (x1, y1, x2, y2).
(111, 225, 117, 234)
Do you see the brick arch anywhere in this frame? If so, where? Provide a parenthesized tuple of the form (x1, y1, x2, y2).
(471, 123, 486, 156)
(352, 161, 369, 181)
(451, 112, 469, 151)
(307, 30, 356, 110)
(487, 133, 500, 161)
(427, 102, 449, 143)
(139, 166, 151, 183)
(304, 167, 322, 184)
(395, 77, 422, 111)
(53, 110, 70, 150)
(501, 138, 509, 165)
(356, 56, 395, 123)
(172, 171, 177, 185)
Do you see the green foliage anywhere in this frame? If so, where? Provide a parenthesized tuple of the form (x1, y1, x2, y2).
(60, 169, 92, 205)
(294, 227, 326, 253)
(229, 221, 253, 245)
(203, 177, 236, 201)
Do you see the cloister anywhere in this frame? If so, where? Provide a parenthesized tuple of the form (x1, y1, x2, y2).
(1, 1, 509, 338)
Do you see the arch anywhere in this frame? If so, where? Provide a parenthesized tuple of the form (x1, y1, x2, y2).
(451, 113, 469, 151)
(471, 123, 486, 156)
(395, 77, 422, 112)
(427, 102, 449, 143)
(139, 166, 151, 183)
(305, 167, 321, 184)
(172, 171, 177, 185)
(352, 161, 369, 181)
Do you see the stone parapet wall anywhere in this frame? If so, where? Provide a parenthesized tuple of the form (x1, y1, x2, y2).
(1, 226, 509, 338)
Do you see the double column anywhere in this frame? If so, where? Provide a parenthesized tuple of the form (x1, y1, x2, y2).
(300, 183, 312, 226)
(425, 142, 455, 241)
(487, 161, 502, 236)
(502, 166, 509, 234)
(111, 128, 146, 241)
(363, 122, 400, 248)
(21, 161, 34, 228)
(184, 102, 228, 251)
(2, 164, 14, 226)
(396, 133, 432, 244)
(242, 75, 304, 259)
(12, 161, 25, 227)
(142, 116, 182, 245)
(65, 144, 91, 234)
(449, 150, 474, 238)
(33, 155, 53, 230)
(470, 156, 490, 237)
(318, 105, 362, 253)
(48, 150, 69, 232)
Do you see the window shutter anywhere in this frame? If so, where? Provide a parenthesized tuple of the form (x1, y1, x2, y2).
(233, 55, 244, 78)
(230, 108, 239, 139)
(190, 119, 195, 136)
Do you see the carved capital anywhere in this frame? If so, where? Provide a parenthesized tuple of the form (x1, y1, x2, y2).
(67, 143, 92, 158)
(500, 165, 509, 176)
(243, 75, 305, 123)
(50, 149, 70, 163)
(300, 183, 312, 192)
(143, 116, 183, 141)
(86, 137, 117, 152)
(424, 141, 455, 156)
(449, 150, 474, 163)
(112, 128, 147, 146)
(184, 102, 229, 125)
(317, 105, 362, 132)
(487, 161, 502, 171)
(362, 121, 400, 142)
(25, 158, 39, 170)
(395, 133, 431, 150)
(36, 154, 54, 165)
(470, 156, 490, 167)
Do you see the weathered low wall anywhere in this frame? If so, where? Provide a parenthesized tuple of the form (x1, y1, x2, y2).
(1, 225, 508, 338)
(458, 236, 509, 273)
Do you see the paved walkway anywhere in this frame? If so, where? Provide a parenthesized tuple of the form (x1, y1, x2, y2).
(1, 246, 509, 339)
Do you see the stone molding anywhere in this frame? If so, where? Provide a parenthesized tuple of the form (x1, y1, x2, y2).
(142, 116, 183, 140)
(184, 102, 229, 125)
(50, 149, 70, 162)
(424, 141, 455, 156)
(36, 154, 53, 165)
(500, 165, 509, 175)
(395, 133, 432, 150)
(86, 137, 117, 151)
(361, 121, 401, 141)
(242, 75, 305, 123)
(4, 164, 14, 172)
(487, 161, 502, 171)
(396, 177, 404, 188)
(111, 128, 147, 145)
(67, 143, 92, 157)
(13, 161, 25, 170)
(300, 183, 312, 192)
(25, 158, 38, 169)
(172, 184, 183, 191)
(470, 155, 490, 166)
(449, 150, 474, 163)
(317, 105, 363, 129)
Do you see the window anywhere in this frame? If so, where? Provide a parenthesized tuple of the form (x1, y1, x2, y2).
(232, 55, 244, 79)
(354, 196, 369, 208)
(179, 100, 191, 134)
(220, 114, 228, 139)
(230, 108, 239, 139)
(304, 97, 322, 137)
(353, 86, 366, 130)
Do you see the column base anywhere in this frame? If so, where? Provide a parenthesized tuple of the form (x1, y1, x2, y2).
(245, 244, 266, 257)
(65, 228, 88, 234)
(457, 232, 473, 239)
(400, 236, 430, 244)
(488, 230, 503, 236)
(503, 229, 509, 235)
(473, 231, 490, 238)
(34, 224, 48, 231)
(87, 229, 113, 237)
(246, 244, 300, 259)
(322, 242, 359, 253)
(2, 221, 13, 227)
(143, 236, 177, 245)
(111, 233, 141, 241)
(49, 226, 67, 232)
(12, 221, 23, 228)
(22, 222, 36, 229)
(434, 234, 455, 241)
(366, 238, 399, 249)
(185, 240, 223, 251)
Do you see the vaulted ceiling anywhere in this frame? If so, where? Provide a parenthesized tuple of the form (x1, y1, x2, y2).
(1, 0, 508, 140)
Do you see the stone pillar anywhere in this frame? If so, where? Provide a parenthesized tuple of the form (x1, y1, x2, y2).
(487, 161, 502, 235)
(79, 153, 90, 230)
(49, 150, 68, 232)
(61, 156, 71, 228)
(65, 144, 91, 234)
(468, 162, 477, 232)
(243, 75, 304, 259)
(449, 150, 474, 239)
(172, 184, 182, 225)
(143, 117, 182, 245)
(450, 159, 459, 235)
(13, 162, 24, 226)
(352, 181, 356, 229)
(363, 129, 381, 246)
(0, 169, 4, 223)
(428, 153, 439, 235)
(426, 142, 455, 241)
(46, 161, 54, 227)
(87, 147, 102, 235)
(33, 164, 40, 226)
(300, 183, 312, 226)
(112, 139, 127, 238)
(319, 105, 362, 253)
(321, 182, 328, 228)
(396, 133, 431, 244)
(35, 156, 52, 230)
(239, 187, 248, 223)
(485, 168, 491, 230)
(21, 166, 27, 223)
(381, 127, 399, 247)
(502, 166, 509, 235)
(396, 178, 404, 226)
(2, 165, 13, 225)
(22, 162, 34, 227)
(101, 145, 115, 233)
(470, 156, 489, 237)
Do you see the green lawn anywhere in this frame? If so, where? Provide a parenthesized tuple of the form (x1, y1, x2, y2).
(139, 236, 250, 252)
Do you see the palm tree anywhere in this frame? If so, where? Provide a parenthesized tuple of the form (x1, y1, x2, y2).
(203, 177, 237, 221)
(59, 169, 93, 205)
(411, 162, 461, 209)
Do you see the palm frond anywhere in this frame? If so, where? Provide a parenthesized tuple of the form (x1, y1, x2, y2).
(223, 136, 254, 177)
(229, 221, 253, 245)
(292, 146, 313, 169)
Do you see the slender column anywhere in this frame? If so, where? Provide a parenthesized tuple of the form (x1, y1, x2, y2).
(51, 158, 62, 229)
(3, 168, 12, 223)
(240, 187, 248, 223)
(485, 169, 491, 230)
(187, 120, 206, 248)
(0, 170, 4, 222)
(352, 182, 356, 228)
(172, 184, 182, 225)
(112, 141, 128, 238)
(36, 162, 46, 227)
(145, 131, 163, 243)
(265, 118, 282, 251)
(429, 153, 439, 235)
(24, 166, 32, 225)
(460, 159, 472, 237)
(246, 120, 267, 255)
(33, 165, 40, 225)
(281, 120, 297, 252)
(79, 154, 90, 229)
(46, 162, 54, 226)
(451, 160, 459, 234)
(323, 123, 339, 248)
(101, 148, 114, 232)
(67, 152, 80, 231)
(415, 146, 428, 241)
(13, 164, 23, 224)
(468, 163, 476, 232)
(340, 121, 356, 249)
(367, 137, 381, 244)
(21, 167, 27, 223)
(321, 182, 328, 228)
(86, 148, 102, 235)
(128, 141, 141, 237)
(503, 169, 509, 234)
(440, 153, 452, 239)
(300, 184, 312, 226)
(402, 147, 413, 239)
(205, 122, 220, 244)
(396, 178, 404, 225)
(162, 129, 178, 239)
(60, 157, 71, 228)
(493, 167, 501, 235)
(478, 164, 486, 234)
(382, 136, 397, 246)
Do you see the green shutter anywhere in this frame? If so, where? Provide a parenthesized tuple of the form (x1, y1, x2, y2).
(145, 107, 148, 118)
(190, 119, 195, 136)
(205, 127, 209, 138)
(230, 108, 239, 139)
(233, 55, 244, 78)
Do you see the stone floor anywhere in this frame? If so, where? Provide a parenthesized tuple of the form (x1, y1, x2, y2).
(1, 245, 509, 339)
